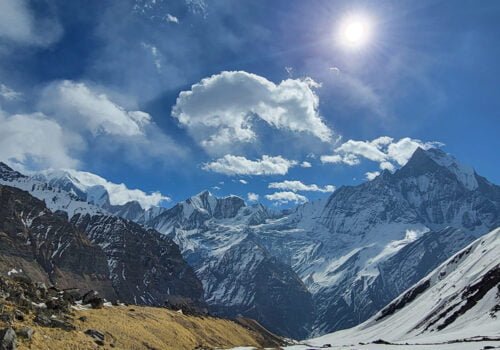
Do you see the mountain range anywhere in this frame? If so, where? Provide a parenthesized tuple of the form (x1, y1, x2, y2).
(0, 147, 499, 339)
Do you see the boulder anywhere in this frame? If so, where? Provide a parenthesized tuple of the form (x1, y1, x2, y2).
(62, 289, 81, 303)
(82, 291, 99, 305)
(0, 314, 12, 323)
(33, 314, 51, 327)
(90, 298, 104, 309)
(45, 298, 70, 313)
(15, 327, 33, 341)
(49, 319, 75, 331)
(84, 329, 105, 346)
(0, 328, 16, 350)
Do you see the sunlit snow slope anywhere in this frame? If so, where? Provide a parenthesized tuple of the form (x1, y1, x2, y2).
(291, 227, 500, 348)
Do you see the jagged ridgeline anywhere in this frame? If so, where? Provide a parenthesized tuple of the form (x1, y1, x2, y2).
(1, 146, 499, 339)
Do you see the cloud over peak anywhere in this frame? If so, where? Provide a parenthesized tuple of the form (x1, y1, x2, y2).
(321, 136, 443, 170)
(49, 169, 170, 209)
(265, 191, 308, 204)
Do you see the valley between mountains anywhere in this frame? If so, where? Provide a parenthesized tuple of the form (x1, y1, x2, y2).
(0, 147, 498, 349)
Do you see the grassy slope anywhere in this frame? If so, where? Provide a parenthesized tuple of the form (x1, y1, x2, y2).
(8, 305, 283, 350)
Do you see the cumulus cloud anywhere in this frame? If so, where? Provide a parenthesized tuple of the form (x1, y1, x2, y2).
(53, 169, 169, 209)
(321, 136, 443, 170)
(265, 191, 308, 204)
(0, 0, 62, 46)
(247, 192, 259, 202)
(172, 71, 333, 155)
(268, 180, 335, 193)
(0, 111, 82, 170)
(40, 80, 151, 137)
(202, 155, 297, 176)
(300, 161, 312, 168)
(365, 171, 380, 181)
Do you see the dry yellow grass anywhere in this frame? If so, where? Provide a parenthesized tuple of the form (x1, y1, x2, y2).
(8, 305, 282, 350)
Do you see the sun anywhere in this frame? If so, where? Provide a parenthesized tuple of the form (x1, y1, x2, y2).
(337, 14, 373, 49)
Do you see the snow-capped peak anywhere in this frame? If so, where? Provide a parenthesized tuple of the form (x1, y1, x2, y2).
(402, 148, 479, 190)
(424, 148, 478, 190)
(0, 162, 26, 181)
(180, 190, 246, 220)
(33, 168, 168, 210)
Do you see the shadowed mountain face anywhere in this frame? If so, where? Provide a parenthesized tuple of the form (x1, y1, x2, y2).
(0, 182, 204, 309)
(0, 184, 116, 299)
(146, 191, 314, 339)
(71, 213, 204, 306)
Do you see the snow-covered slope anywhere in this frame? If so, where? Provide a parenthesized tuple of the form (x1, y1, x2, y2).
(292, 227, 500, 348)
(0, 162, 104, 218)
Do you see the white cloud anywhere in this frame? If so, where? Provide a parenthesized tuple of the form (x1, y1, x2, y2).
(379, 161, 395, 172)
(321, 136, 442, 170)
(320, 154, 342, 164)
(165, 14, 179, 23)
(329, 67, 340, 74)
(172, 71, 333, 155)
(387, 137, 443, 166)
(36, 80, 184, 165)
(335, 139, 388, 163)
(365, 171, 380, 181)
(0, 111, 81, 170)
(239, 179, 248, 184)
(54, 169, 169, 209)
(40, 80, 151, 137)
(268, 180, 335, 193)
(300, 161, 312, 168)
(0, 84, 22, 100)
(265, 191, 308, 204)
(0, 0, 62, 46)
(321, 153, 360, 166)
(247, 192, 259, 202)
(202, 155, 297, 176)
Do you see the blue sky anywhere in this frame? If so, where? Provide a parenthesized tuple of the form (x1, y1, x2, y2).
(0, 0, 499, 208)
